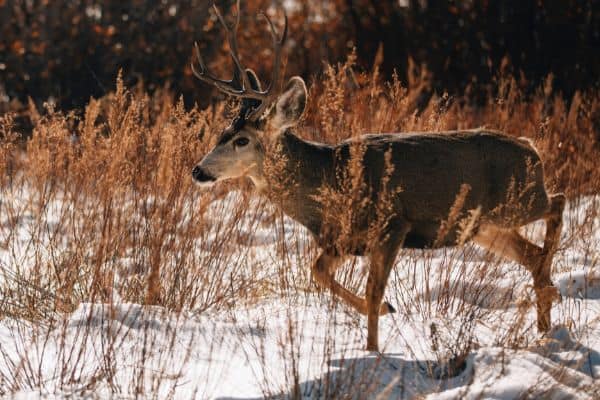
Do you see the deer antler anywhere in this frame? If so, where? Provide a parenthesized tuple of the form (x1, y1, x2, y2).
(192, 0, 288, 121)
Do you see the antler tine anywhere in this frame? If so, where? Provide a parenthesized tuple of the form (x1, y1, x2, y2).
(247, 10, 288, 120)
(192, 1, 289, 118)
(262, 11, 287, 93)
(192, 1, 260, 98)
(212, 0, 254, 94)
(192, 42, 243, 96)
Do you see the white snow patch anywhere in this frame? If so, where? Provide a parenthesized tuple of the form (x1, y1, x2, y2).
(1, 190, 599, 398)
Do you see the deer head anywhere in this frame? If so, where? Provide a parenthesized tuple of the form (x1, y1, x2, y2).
(191, 0, 307, 189)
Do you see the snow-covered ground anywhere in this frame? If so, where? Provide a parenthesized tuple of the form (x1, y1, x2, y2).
(1, 191, 599, 399)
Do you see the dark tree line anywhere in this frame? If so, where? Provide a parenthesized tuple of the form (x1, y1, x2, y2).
(347, 0, 599, 99)
(0, 0, 598, 114)
(0, 0, 235, 112)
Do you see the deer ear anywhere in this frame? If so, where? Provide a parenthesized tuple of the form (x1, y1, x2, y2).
(271, 77, 307, 131)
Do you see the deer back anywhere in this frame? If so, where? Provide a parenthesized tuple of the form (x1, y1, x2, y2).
(266, 129, 550, 253)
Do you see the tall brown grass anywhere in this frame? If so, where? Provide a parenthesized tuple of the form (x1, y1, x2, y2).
(0, 58, 599, 397)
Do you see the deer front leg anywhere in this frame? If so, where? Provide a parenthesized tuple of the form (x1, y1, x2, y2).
(311, 250, 368, 314)
(311, 250, 397, 316)
(365, 224, 409, 351)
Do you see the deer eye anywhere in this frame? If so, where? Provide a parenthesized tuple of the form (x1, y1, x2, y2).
(233, 137, 250, 147)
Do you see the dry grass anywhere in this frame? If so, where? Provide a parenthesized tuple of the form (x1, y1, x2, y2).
(0, 58, 599, 397)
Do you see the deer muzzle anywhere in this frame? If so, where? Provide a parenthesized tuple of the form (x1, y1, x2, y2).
(192, 165, 216, 184)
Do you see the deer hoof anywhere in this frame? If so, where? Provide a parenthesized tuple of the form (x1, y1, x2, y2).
(552, 282, 563, 303)
(380, 301, 396, 315)
(536, 285, 562, 303)
(365, 343, 379, 352)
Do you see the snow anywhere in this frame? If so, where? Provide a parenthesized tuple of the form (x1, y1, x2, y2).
(0, 190, 599, 398)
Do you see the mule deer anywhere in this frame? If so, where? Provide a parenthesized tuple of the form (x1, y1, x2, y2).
(191, 1, 565, 351)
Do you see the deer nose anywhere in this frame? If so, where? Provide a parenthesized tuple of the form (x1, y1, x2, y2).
(192, 166, 216, 183)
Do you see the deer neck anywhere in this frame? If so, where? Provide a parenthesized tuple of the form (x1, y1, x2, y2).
(258, 130, 334, 235)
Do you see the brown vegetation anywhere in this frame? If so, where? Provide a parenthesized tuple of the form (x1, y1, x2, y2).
(0, 55, 599, 396)
(1, 55, 599, 316)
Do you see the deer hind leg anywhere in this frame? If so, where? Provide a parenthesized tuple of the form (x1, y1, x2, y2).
(473, 225, 551, 329)
(473, 194, 565, 333)
(534, 193, 566, 331)
(472, 225, 543, 267)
